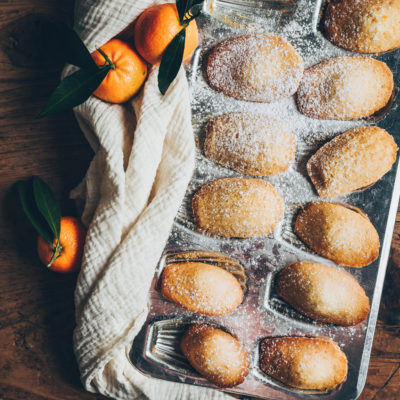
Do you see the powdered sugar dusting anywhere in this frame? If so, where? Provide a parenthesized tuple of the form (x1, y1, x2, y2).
(307, 126, 398, 197)
(192, 177, 284, 238)
(131, 0, 400, 397)
(206, 34, 304, 102)
(296, 56, 394, 120)
(205, 113, 296, 176)
(324, 0, 400, 54)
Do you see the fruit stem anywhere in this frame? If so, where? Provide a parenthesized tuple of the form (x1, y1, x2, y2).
(96, 48, 116, 70)
(48, 238, 62, 268)
(183, 11, 200, 24)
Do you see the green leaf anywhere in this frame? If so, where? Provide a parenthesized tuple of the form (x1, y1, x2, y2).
(32, 176, 61, 242)
(40, 21, 98, 70)
(37, 65, 110, 118)
(58, 23, 99, 70)
(176, 0, 204, 24)
(17, 179, 54, 244)
(158, 28, 186, 95)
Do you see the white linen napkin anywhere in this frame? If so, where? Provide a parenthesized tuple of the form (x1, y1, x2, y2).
(69, 0, 235, 399)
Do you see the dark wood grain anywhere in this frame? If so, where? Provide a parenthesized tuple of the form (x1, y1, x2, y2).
(0, 1, 400, 400)
(0, 1, 103, 399)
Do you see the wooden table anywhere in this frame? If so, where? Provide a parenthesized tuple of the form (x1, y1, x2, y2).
(0, 1, 399, 399)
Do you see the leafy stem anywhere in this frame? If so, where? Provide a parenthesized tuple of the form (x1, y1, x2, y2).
(37, 66, 110, 118)
(47, 238, 63, 267)
(158, 0, 204, 94)
(18, 177, 63, 266)
(176, 0, 204, 24)
(36, 24, 112, 118)
(182, 15, 197, 24)
(96, 47, 116, 70)
(158, 27, 187, 95)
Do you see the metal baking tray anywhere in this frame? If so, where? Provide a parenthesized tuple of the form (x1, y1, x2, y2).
(129, 0, 400, 398)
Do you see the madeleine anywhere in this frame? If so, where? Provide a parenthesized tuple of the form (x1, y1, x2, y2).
(204, 113, 296, 176)
(192, 177, 284, 238)
(260, 337, 348, 390)
(307, 126, 398, 197)
(161, 262, 243, 315)
(294, 202, 380, 267)
(296, 56, 393, 120)
(276, 262, 370, 326)
(181, 324, 250, 387)
(325, 0, 400, 54)
(206, 34, 303, 102)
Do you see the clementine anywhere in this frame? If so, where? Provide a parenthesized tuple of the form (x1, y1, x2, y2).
(37, 216, 86, 274)
(134, 3, 198, 65)
(91, 39, 148, 103)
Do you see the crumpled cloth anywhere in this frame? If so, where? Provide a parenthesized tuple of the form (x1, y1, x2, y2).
(69, 0, 234, 399)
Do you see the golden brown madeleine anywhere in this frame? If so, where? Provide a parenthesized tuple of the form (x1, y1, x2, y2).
(324, 0, 400, 54)
(161, 262, 243, 315)
(259, 337, 348, 390)
(181, 324, 250, 387)
(296, 56, 393, 120)
(204, 113, 296, 176)
(192, 177, 284, 238)
(294, 202, 380, 267)
(307, 126, 398, 197)
(206, 34, 304, 103)
(276, 262, 370, 326)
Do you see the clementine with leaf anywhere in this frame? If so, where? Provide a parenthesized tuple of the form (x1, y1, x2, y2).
(134, 3, 198, 65)
(37, 216, 86, 274)
(91, 38, 148, 103)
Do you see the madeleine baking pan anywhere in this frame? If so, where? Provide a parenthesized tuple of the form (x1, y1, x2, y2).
(129, 0, 400, 398)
